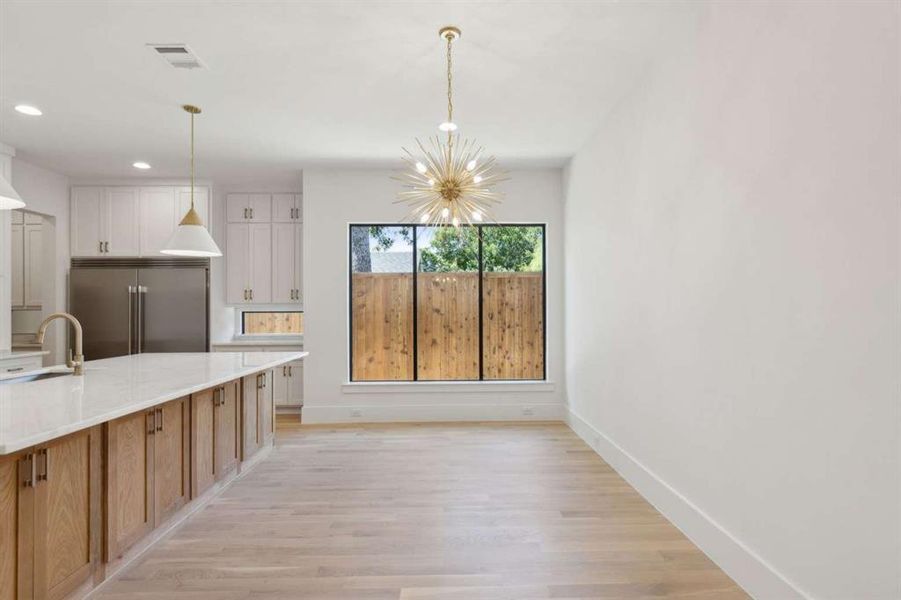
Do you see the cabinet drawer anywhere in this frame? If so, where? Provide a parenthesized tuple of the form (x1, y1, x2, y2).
(0, 356, 44, 375)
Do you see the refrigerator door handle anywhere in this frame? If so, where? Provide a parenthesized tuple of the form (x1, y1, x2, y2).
(137, 285, 148, 353)
(127, 285, 136, 354)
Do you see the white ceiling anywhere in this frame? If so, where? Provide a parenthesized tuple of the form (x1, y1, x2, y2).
(0, 1, 698, 182)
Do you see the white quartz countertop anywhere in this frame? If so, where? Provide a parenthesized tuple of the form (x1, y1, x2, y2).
(0, 351, 308, 455)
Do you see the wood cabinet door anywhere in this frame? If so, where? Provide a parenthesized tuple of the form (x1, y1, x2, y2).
(71, 187, 103, 257)
(271, 223, 295, 304)
(153, 398, 189, 526)
(259, 370, 275, 444)
(215, 381, 240, 478)
(139, 187, 177, 256)
(191, 389, 216, 498)
(0, 450, 34, 600)
(248, 224, 272, 303)
(241, 375, 260, 461)
(226, 223, 249, 304)
(105, 411, 154, 561)
(104, 188, 140, 257)
(32, 426, 101, 600)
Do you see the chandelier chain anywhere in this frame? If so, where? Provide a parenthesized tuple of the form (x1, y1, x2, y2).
(189, 110, 195, 210)
(446, 34, 453, 142)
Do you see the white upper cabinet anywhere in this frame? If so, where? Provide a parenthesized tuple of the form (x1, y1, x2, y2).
(104, 188, 140, 256)
(272, 194, 302, 223)
(226, 193, 270, 223)
(226, 223, 250, 304)
(139, 187, 177, 256)
(73, 185, 211, 258)
(24, 223, 42, 307)
(224, 191, 302, 306)
(10, 225, 24, 307)
(71, 187, 105, 257)
(271, 223, 295, 303)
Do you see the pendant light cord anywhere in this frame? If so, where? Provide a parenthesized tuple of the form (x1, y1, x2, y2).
(190, 110, 195, 211)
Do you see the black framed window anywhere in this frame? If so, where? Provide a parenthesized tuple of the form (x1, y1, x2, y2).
(349, 224, 546, 382)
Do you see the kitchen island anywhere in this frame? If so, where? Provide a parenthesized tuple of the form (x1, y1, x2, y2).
(0, 351, 307, 600)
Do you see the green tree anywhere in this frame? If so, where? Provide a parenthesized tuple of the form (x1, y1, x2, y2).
(419, 227, 541, 272)
(351, 226, 411, 272)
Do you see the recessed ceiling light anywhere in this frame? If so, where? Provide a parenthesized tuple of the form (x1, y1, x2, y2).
(132, 161, 151, 170)
(14, 105, 42, 116)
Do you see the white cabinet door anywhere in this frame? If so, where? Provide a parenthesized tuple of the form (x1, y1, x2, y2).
(294, 223, 303, 303)
(105, 188, 140, 256)
(287, 361, 303, 406)
(248, 224, 271, 303)
(24, 224, 42, 307)
(226, 194, 249, 223)
(175, 186, 210, 227)
(10, 225, 24, 307)
(226, 223, 249, 304)
(11, 210, 23, 225)
(248, 194, 271, 222)
(71, 187, 104, 257)
(139, 187, 177, 256)
(272, 194, 295, 223)
(272, 364, 289, 406)
(271, 223, 295, 303)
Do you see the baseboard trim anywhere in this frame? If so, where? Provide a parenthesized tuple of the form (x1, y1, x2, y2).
(565, 408, 810, 600)
(303, 402, 565, 424)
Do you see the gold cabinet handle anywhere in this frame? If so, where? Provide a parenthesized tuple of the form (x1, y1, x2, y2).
(243, 207, 248, 219)
(22, 452, 35, 488)
(105, 241, 110, 253)
(99, 241, 103, 254)
(36, 448, 48, 482)
(156, 407, 163, 432)
(250, 208, 254, 220)
(147, 410, 156, 435)
(288, 365, 292, 377)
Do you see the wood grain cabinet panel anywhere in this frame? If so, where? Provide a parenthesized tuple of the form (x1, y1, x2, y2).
(154, 398, 189, 525)
(216, 380, 240, 478)
(32, 426, 101, 600)
(104, 411, 153, 561)
(191, 389, 216, 498)
(242, 375, 261, 460)
(0, 450, 33, 600)
(260, 370, 275, 445)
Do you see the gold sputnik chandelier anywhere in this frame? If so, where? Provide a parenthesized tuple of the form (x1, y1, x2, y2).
(395, 26, 507, 228)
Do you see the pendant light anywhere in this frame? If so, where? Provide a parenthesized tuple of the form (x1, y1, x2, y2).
(395, 26, 507, 228)
(0, 173, 25, 210)
(161, 105, 222, 257)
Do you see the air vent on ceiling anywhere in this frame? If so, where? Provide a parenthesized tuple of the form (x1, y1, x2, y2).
(146, 43, 207, 70)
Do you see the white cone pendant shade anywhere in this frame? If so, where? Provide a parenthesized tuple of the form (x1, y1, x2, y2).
(162, 105, 221, 257)
(0, 173, 25, 210)
(161, 207, 221, 257)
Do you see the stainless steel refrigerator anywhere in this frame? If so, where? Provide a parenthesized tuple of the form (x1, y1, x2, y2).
(70, 258, 210, 360)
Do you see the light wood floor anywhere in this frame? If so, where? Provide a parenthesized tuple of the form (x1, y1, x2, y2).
(93, 419, 748, 599)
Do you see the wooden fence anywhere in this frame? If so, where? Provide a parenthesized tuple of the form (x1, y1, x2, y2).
(351, 272, 543, 381)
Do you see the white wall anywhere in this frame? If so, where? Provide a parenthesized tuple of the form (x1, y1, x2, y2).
(563, 2, 899, 599)
(10, 157, 70, 364)
(302, 167, 564, 423)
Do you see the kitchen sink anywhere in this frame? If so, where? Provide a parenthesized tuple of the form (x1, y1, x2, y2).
(0, 371, 72, 385)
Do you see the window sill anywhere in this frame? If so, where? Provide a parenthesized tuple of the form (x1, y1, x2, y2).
(342, 380, 555, 394)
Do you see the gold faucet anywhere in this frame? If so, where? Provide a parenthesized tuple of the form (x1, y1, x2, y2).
(36, 312, 85, 376)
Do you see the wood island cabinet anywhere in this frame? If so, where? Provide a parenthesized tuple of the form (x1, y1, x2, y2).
(191, 380, 240, 498)
(105, 397, 189, 561)
(0, 426, 102, 600)
(242, 369, 274, 462)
